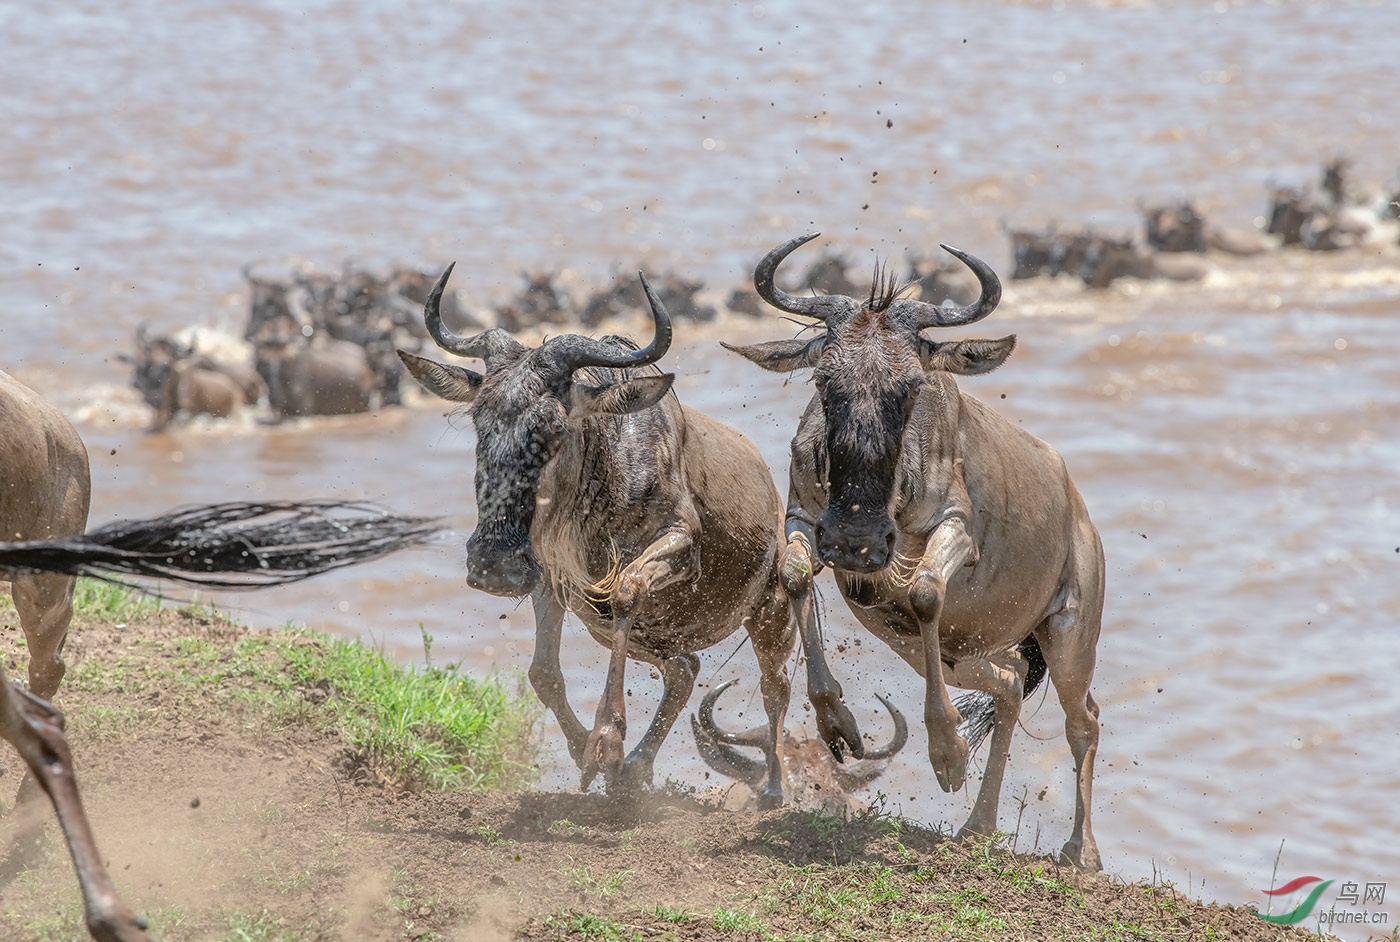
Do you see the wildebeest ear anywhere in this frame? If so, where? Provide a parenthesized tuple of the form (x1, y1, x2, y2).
(569, 373, 675, 417)
(720, 336, 826, 373)
(918, 335, 1016, 375)
(397, 350, 483, 403)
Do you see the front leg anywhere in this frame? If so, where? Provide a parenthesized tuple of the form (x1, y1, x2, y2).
(908, 518, 978, 793)
(581, 527, 697, 792)
(782, 516, 864, 761)
(528, 585, 591, 766)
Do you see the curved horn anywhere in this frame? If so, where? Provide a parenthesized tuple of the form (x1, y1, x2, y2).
(857, 693, 908, 760)
(754, 233, 857, 322)
(423, 263, 525, 363)
(891, 243, 1001, 330)
(553, 271, 674, 373)
(691, 680, 768, 787)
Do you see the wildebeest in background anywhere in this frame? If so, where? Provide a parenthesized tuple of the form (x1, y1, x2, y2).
(580, 270, 717, 328)
(692, 679, 907, 814)
(250, 320, 381, 418)
(724, 234, 1107, 869)
(398, 266, 806, 805)
(122, 328, 265, 432)
(1142, 201, 1207, 253)
(1002, 223, 1096, 280)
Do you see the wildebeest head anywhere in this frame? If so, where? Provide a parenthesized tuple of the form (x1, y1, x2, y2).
(398, 264, 676, 598)
(125, 326, 193, 408)
(692, 679, 907, 811)
(724, 234, 1012, 573)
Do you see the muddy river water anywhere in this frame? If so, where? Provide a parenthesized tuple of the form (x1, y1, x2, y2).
(3, 0, 1399, 931)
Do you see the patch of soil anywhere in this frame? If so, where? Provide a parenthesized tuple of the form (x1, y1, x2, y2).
(0, 610, 1311, 941)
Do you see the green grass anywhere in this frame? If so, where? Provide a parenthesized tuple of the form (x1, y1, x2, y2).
(0, 576, 161, 620)
(53, 600, 543, 792)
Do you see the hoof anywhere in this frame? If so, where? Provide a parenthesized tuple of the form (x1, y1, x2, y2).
(1058, 839, 1103, 872)
(928, 731, 969, 793)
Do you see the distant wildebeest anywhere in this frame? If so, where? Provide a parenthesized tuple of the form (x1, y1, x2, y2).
(397, 266, 803, 803)
(1, 374, 437, 940)
(723, 234, 1106, 869)
(123, 327, 265, 432)
(1002, 223, 1095, 280)
(250, 316, 380, 418)
(580, 271, 717, 328)
(1142, 201, 1206, 253)
(692, 679, 907, 814)
(1080, 236, 1209, 289)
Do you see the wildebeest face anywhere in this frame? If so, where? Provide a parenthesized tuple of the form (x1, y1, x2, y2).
(726, 234, 1011, 575)
(398, 264, 676, 598)
(810, 312, 923, 572)
(400, 347, 673, 598)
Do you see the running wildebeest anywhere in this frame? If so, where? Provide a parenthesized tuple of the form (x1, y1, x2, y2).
(397, 265, 801, 802)
(0, 369, 439, 941)
(723, 234, 1106, 869)
(692, 679, 907, 814)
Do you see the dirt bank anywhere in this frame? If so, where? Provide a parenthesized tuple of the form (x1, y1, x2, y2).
(0, 605, 1310, 941)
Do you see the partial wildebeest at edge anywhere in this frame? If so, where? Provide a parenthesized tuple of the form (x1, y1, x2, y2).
(723, 234, 1107, 870)
(397, 265, 808, 804)
(692, 679, 907, 814)
(0, 369, 440, 942)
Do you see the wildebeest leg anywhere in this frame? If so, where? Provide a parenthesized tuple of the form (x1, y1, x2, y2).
(527, 585, 591, 766)
(945, 650, 1028, 837)
(0, 677, 151, 941)
(12, 572, 76, 702)
(618, 653, 699, 789)
(1036, 516, 1105, 871)
(782, 520, 863, 760)
(908, 520, 978, 793)
(746, 598, 797, 809)
(582, 527, 696, 792)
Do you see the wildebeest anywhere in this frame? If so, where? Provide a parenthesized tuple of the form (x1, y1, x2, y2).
(692, 679, 907, 814)
(1142, 201, 1207, 253)
(723, 234, 1106, 869)
(123, 328, 265, 430)
(251, 318, 381, 418)
(397, 266, 801, 803)
(1002, 223, 1094, 280)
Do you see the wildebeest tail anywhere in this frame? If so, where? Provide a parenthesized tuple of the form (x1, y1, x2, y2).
(954, 634, 1048, 756)
(0, 500, 441, 589)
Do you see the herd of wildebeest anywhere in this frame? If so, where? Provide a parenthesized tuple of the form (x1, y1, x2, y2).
(1, 159, 1397, 941)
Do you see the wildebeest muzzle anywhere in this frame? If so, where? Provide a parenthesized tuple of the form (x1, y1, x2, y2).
(815, 508, 896, 574)
(464, 530, 542, 597)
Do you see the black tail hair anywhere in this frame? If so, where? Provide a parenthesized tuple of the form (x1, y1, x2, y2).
(0, 500, 441, 590)
(953, 634, 1047, 756)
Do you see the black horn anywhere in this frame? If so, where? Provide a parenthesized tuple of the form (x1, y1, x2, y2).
(754, 233, 858, 322)
(858, 693, 908, 760)
(891, 243, 1002, 330)
(553, 271, 674, 373)
(691, 679, 767, 787)
(423, 263, 525, 363)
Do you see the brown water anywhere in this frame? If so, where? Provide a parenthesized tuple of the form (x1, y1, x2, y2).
(4, 0, 1400, 931)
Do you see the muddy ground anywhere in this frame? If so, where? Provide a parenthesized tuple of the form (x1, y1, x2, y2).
(0, 607, 1312, 941)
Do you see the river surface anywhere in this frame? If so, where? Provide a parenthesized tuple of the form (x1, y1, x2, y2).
(3, 0, 1399, 933)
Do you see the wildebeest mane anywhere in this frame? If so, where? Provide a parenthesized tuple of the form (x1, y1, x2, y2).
(0, 500, 441, 589)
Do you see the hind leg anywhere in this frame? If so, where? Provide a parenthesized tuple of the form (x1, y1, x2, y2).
(945, 649, 1028, 838)
(1036, 519, 1105, 870)
(617, 653, 699, 792)
(11, 573, 76, 704)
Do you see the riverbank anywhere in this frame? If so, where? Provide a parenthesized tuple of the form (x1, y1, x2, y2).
(0, 589, 1315, 941)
